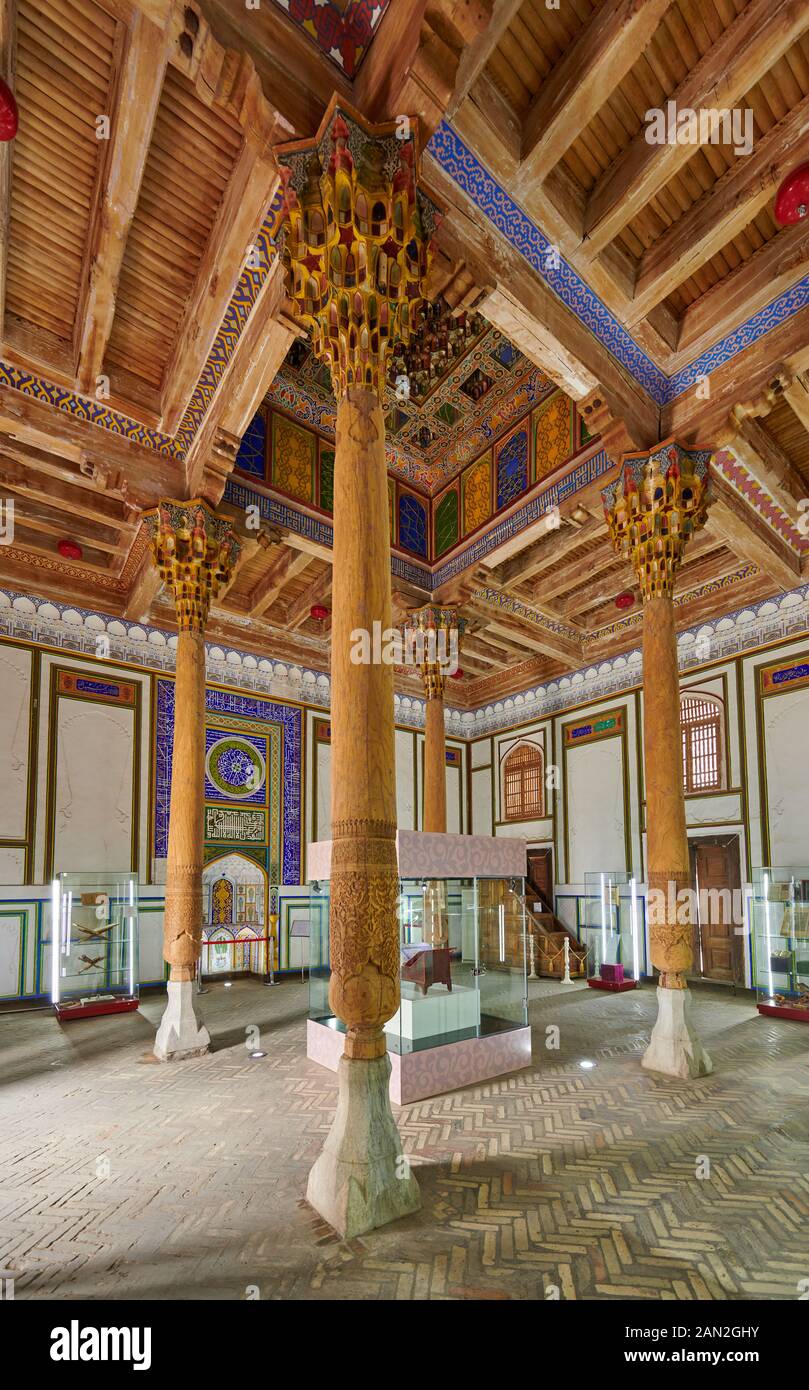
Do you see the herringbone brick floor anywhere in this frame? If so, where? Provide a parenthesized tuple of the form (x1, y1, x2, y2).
(1, 979, 807, 1300)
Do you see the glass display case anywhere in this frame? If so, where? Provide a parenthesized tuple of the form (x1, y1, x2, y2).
(308, 874, 529, 1088)
(50, 872, 140, 1020)
(751, 867, 809, 1021)
(581, 870, 642, 990)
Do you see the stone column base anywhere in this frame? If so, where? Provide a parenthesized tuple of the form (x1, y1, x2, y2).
(153, 980, 210, 1062)
(307, 1053, 421, 1238)
(642, 985, 713, 1079)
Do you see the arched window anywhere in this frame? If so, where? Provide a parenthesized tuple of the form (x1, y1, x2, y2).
(680, 692, 724, 792)
(503, 743, 544, 820)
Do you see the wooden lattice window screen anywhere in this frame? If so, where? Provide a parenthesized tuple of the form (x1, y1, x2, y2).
(680, 695, 723, 793)
(504, 744, 543, 820)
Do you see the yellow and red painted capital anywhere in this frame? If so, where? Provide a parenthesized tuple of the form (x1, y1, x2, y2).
(601, 441, 712, 600)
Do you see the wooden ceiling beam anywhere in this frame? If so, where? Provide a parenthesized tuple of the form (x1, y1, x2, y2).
(581, 0, 809, 256)
(460, 635, 503, 666)
(629, 96, 809, 325)
(725, 410, 806, 521)
(674, 220, 809, 370)
(466, 598, 583, 664)
(515, 0, 673, 190)
(184, 258, 297, 500)
(0, 451, 135, 533)
(156, 13, 291, 434)
(75, 9, 172, 394)
(189, 0, 343, 137)
(0, 384, 180, 508)
(448, 0, 524, 117)
(481, 614, 583, 665)
(536, 541, 621, 603)
(424, 170, 661, 446)
(3, 505, 122, 555)
(777, 369, 809, 434)
(478, 284, 600, 400)
(0, 548, 126, 611)
(0, 0, 15, 337)
(3, 525, 117, 574)
(663, 306, 809, 442)
(247, 544, 311, 619)
(159, 136, 280, 434)
(285, 567, 331, 630)
(492, 515, 603, 589)
(354, 0, 492, 138)
(709, 478, 801, 592)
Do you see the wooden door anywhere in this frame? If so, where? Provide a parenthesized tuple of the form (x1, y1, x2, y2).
(527, 847, 554, 912)
(690, 836, 742, 983)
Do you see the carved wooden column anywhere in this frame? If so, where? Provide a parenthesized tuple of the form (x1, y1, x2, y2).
(143, 499, 240, 1060)
(603, 442, 713, 1078)
(279, 102, 432, 1235)
(405, 605, 463, 945)
(405, 604, 463, 833)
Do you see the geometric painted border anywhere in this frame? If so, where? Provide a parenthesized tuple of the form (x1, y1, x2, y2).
(0, 188, 287, 465)
(426, 122, 809, 407)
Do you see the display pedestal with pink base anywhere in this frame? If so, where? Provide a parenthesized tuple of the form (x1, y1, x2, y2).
(307, 831, 532, 1102)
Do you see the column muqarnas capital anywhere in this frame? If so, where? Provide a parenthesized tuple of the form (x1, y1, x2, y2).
(602, 441, 711, 602)
(142, 498, 241, 631)
(279, 99, 438, 400)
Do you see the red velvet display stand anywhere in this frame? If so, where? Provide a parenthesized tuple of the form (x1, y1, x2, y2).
(588, 962, 637, 992)
(757, 1002, 809, 1023)
(55, 997, 139, 1021)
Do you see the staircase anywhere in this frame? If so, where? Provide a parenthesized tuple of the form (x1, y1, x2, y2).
(522, 886, 587, 980)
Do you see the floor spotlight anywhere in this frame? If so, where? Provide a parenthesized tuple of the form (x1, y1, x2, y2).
(249, 1050, 266, 1060)
(579, 1059, 595, 1069)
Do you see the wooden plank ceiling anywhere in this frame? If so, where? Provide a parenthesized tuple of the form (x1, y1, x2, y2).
(0, 0, 807, 708)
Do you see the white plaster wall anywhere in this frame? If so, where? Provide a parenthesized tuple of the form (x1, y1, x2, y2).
(446, 762, 462, 834)
(0, 909, 23, 996)
(761, 684, 809, 866)
(470, 737, 491, 768)
(686, 793, 743, 826)
(395, 728, 415, 829)
(138, 902, 166, 984)
(566, 738, 626, 882)
(0, 644, 32, 838)
(0, 846, 25, 884)
(315, 739, 331, 841)
(471, 765, 492, 835)
(52, 701, 136, 874)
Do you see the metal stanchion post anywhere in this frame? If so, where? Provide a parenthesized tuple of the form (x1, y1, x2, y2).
(196, 948, 209, 995)
(264, 914, 278, 986)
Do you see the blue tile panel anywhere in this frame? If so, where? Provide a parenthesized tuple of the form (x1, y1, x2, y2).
(155, 680, 302, 883)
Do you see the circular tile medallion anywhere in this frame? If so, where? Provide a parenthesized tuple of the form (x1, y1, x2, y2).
(206, 736, 265, 800)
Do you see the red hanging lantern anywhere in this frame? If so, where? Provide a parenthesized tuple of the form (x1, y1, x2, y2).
(615, 591, 634, 610)
(774, 162, 809, 226)
(310, 603, 330, 621)
(450, 668, 464, 680)
(0, 79, 18, 142)
(58, 538, 83, 560)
